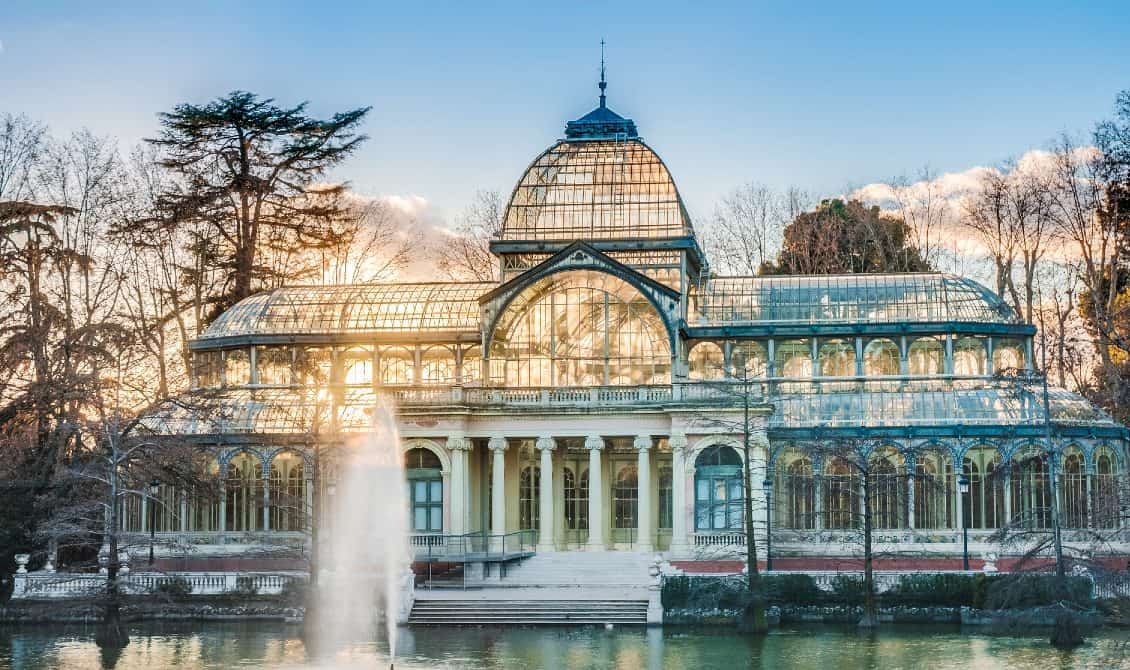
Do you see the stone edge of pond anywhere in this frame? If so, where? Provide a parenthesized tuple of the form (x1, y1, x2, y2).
(0, 600, 306, 625)
(664, 605, 1107, 629)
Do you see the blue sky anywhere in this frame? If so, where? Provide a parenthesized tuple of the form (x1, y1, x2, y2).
(2, 1, 1128, 223)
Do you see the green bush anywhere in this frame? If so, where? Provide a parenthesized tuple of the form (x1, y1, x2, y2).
(760, 574, 823, 605)
(884, 573, 977, 607)
(830, 575, 865, 605)
(981, 574, 1092, 610)
(280, 578, 307, 605)
(153, 577, 193, 599)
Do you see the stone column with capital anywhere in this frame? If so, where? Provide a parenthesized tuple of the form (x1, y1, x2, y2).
(488, 436, 508, 549)
(536, 435, 556, 551)
(635, 434, 654, 552)
(446, 435, 469, 536)
(668, 433, 690, 557)
(585, 435, 606, 549)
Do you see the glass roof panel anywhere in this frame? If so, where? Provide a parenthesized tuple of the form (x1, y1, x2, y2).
(690, 273, 1019, 325)
(198, 282, 494, 340)
(500, 139, 693, 241)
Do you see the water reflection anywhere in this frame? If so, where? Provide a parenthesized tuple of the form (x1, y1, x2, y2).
(0, 623, 1126, 670)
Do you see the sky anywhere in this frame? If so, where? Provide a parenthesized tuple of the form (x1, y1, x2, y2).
(2, 0, 1129, 232)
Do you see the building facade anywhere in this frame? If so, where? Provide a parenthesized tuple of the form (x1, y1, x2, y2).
(140, 82, 1127, 564)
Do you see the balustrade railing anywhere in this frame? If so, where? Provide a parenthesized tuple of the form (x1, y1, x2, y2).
(11, 571, 306, 600)
(410, 530, 537, 562)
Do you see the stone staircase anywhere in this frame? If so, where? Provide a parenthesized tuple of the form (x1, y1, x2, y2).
(409, 551, 657, 625)
(408, 599, 649, 625)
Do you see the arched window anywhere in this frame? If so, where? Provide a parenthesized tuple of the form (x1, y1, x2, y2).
(775, 339, 812, 378)
(379, 346, 415, 385)
(1093, 447, 1119, 529)
(614, 465, 639, 530)
(908, 337, 944, 376)
(695, 446, 743, 531)
(869, 448, 905, 529)
(993, 339, 1026, 372)
(1062, 448, 1087, 529)
(118, 494, 143, 532)
(823, 457, 859, 529)
(688, 342, 725, 380)
(421, 346, 456, 384)
(224, 348, 251, 386)
(489, 270, 672, 387)
(269, 451, 307, 532)
(658, 465, 674, 530)
(406, 447, 443, 533)
(776, 453, 814, 530)
(963, 447, 1003, 529)
(954, 337, 986, 376)
(194, 350, 222, 388)
(519, 465, 540, 531)
(731, 341, 767, 379)
(460, 346, 482, 385)
(914, 450, 953, 529)
(255, 346, 292, 385)
(819, 339, 856, 377)
(863, 339, 900, 377)
(188, 458, 220, 532)
(296, 347, 332, 386)
(564, 467, 589, 531)
(341, 346, 374, 386)
(226, 452, 263, 532)
(1011, 448, 1052, 529)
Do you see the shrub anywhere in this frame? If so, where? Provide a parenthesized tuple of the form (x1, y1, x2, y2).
(280, 578, 307, 605)
(981, 574, 1092, 610)
(761, 574, 822, 605)
(830, 575, 865, 605)
(153, 577, 193, 599)
(884, 573, 977, 607)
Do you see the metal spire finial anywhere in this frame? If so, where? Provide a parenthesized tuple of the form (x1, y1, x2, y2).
(598, 39, 607, 108)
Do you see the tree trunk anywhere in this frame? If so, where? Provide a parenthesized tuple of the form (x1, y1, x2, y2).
(738, 392, 768, 634)
(859, 475, 878, 628)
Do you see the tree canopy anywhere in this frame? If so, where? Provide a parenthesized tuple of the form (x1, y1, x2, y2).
(760, 198, 932, 275)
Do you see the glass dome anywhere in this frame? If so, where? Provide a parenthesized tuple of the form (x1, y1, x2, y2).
(691, 273, 1020, 326)
(196, 282, 494, 341)
(500, 139, 694, 242)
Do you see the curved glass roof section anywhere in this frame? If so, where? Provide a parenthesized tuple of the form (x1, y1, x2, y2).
(500, 139, 694, 242)
(198, 282, 494, 341)
(691, 273, 1020, 326)
(769, 380, 1114, 428)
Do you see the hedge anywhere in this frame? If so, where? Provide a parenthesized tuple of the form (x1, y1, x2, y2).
(661, 573, 1094, 610)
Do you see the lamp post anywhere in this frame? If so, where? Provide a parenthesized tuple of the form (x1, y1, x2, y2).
(762, 476, 773, 571)
(958, 473, 970, 571)
(148, 479, 160, 566)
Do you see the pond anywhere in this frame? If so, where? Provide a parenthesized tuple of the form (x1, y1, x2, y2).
(0, 623, 1127, 669)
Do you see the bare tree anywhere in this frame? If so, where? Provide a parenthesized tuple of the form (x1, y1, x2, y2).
(705, 183, 805, 275)
(886, 166, 952, 268)
(435, 189, 504, 282)
(316, 198, 415, 285)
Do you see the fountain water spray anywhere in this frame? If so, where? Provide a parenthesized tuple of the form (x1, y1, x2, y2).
(315, 404, 410, 665)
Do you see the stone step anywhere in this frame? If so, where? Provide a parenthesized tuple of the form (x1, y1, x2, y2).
(408, 599, 649, 626)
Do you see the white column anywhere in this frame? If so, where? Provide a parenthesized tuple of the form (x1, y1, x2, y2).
(586, 435, 605, 550)
(447, 435, 468, 536)
(536, 435, 556, 552)
(635, 434, 654, 552)
(488, 436, 508, 545)
(669, 434, 690, 557)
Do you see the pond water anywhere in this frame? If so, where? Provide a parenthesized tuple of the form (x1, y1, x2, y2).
(1, 623, 1127, 670)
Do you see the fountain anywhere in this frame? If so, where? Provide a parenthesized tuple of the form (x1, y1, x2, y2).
(314, 404, 410, 667)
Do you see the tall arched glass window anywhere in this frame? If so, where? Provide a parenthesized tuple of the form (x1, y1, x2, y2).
(963, 447, 1003, 529)
(823, 456, 859, 529)
(188, 457, 220, 532)
(954, 337, 987, 376)
(694, 446, 743, 531)
(776, 453, 814, 530)
(868, 448, 905, 529)
(914, 450, 953, 529)
(993, 339, 1026, 372)
(296, 347, 333, 386)
(118, 494, 143, 532)
(151, 483, 179, 533)
(269, 451, 307, 532)
(1010, 448, 1052, 529)
(775, 339, 812, 378)
(406, 448, 443, 533)
(564, 467, 588, 531)
(688, 342, 725, 380)
(613, 465, 639, 531)
(519, 465, 541, 531)
(489, 270, 671, 387)
(255, 346, 292, 385)
(341, 346, 374, 386)
(1093, 447, 1118, 529)
(379, 346, 415, 385)
(908, 337, 944, 376)
(731, 341, 768, 379)
(658, 465, 673, 530)
(863, 339, 900, 376)
(226, 452, 262, 532)
(224, 348, 251, 386)
(460, 346, 482, 385)
(1062, 448, 1087, 529)
(819, 339, 856, 377)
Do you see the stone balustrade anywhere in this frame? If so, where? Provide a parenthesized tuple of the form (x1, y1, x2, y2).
(10, 571, 306, 600)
